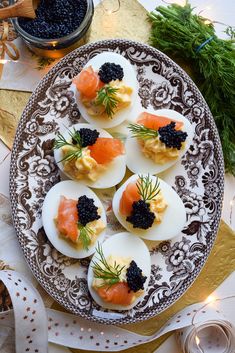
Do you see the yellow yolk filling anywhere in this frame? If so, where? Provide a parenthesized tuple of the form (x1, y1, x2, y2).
(55, 211, 105, 249)
(149, 191, 168, 223)
(81, 80, 133, 118)
(93, 255, 143, 304)
(76, 218, 105, 249)
(139, 129, 185, 164)
(62, 146, 106, 181)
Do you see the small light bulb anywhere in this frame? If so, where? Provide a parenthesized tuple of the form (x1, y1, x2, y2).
(195, 336, 200, 345)
(204, 19, 212, 25)
(230, 200, 234, 206)
(205, 295, 216, 304)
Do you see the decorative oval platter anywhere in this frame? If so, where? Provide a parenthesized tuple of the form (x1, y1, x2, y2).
(9, 39, 224, 325)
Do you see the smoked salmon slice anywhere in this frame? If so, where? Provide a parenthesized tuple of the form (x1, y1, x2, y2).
(97, 282, 134, 305)
(73, 66, 104, 99)
(88, 137, 125, 164)
(57, 196, 78, 243)
(137, 112, 183, 131)
(119, 182, 140, 216)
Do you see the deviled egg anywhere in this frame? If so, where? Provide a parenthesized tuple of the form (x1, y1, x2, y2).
(87, 232, 151, 310)
(73, 52, 139, 128)
(54, 123, 126, 189)
(112, 174, 186, 240)
(126, 109, 194, 174)
(42, 180, 107, 259)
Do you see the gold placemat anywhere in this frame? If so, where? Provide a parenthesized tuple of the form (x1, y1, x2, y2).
(0, 1, 234, 352)
(0, 89, 30, 149)
(87, 0, 151, 43)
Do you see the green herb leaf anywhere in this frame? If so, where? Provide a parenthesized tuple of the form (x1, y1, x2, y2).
(137, 174, 160, 202)
(148, 2, 235, 175)
(95, 85, 119, 118)
(78, 223, 93, 251)
(92, 243, 125, 286)
(128, 123, 158, 140)
(54, 128, 82, 163)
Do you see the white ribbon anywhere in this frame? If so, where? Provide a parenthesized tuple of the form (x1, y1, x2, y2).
(0, 270, 235, 353)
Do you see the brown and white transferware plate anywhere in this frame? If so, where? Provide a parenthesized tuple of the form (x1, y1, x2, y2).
(9, 39, 224, 325)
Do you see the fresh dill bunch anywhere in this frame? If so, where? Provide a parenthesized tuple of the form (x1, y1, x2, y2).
(137, 174, 160, 202)
(148, 1, 235, 175)
(78, 223, 93, 251)
(128, 123, 158, 140)
(95, 85, 119, 118)
(92, 243, 125, 286)
(54, 128, 82, 162)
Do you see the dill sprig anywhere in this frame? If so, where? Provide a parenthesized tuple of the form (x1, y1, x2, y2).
(137, 174, 160, 202)
(92, 243, 125, 286)
(78, 223, 93, 251)
(95, 85, 119, 118)
(54, 128, 82, 162)
(128, 123, 158, 140)
(148, 2, 235, 175)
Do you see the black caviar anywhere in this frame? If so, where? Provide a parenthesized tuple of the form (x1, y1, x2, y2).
(98, 62, 124, 84)
(126, 200, 155, 230)
(18, 0, 87, 39)
(126, 261, 147, 292)
(158, 122, 188, 150)
(77, 195, 100, 226)
(72, 128, 99, 147)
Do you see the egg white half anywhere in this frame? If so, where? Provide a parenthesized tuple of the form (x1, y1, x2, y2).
(54, 123, 126, 189)
(74, 52, 139, 128)
(112, 174, 186, 241)
(125, 109, 194, 174)
(87, 232, 151, 310)
(42, 180, 107, 259)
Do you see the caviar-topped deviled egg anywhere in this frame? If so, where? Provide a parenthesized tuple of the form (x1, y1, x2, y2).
(112, 174, 186, 241)
(54, 123, 126, 188)
(73, 52, 139, 128)
(42, 180, 107, 259)
(126, 109, 193, 174)
(87, 232, 151, 310)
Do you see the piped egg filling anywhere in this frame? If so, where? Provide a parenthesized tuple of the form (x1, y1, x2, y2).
(119, 175, 168, 230)
(55, 195, 105, 250)
(74, 63, 133, 120)
(92, 254, 146, 306)
(139, 136, 186, 164)
(81, 79, 133, 119)
(134, 119, 187, 164)
(62, 146, 106, 182)
(54, 126, 125, 182)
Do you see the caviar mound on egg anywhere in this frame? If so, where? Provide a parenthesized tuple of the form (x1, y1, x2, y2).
(112, 174, 186, 241)
(87, 233, 151, 310)
(18, 0, 88, 39)
(73, 52, 139, 128)
(126, 109, 194, 174)
(42, 180, 107, 259)
(98, 62, 124, 83)
(53, 123, 126, 189)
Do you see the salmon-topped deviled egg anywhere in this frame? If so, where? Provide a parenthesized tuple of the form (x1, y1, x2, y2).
(126, 109, 193, 174)
(42, 181, 107, 258)
(87, 232, 151, 310)
(73, 52, 138, 128)
(112, 174, 186, 241)
(54, 123, 126, 188)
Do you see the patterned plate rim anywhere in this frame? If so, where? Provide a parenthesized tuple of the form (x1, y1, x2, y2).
(9, 39, 224, 325)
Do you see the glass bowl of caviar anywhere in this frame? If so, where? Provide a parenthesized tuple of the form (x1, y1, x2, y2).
(9, 0, 94, 58)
